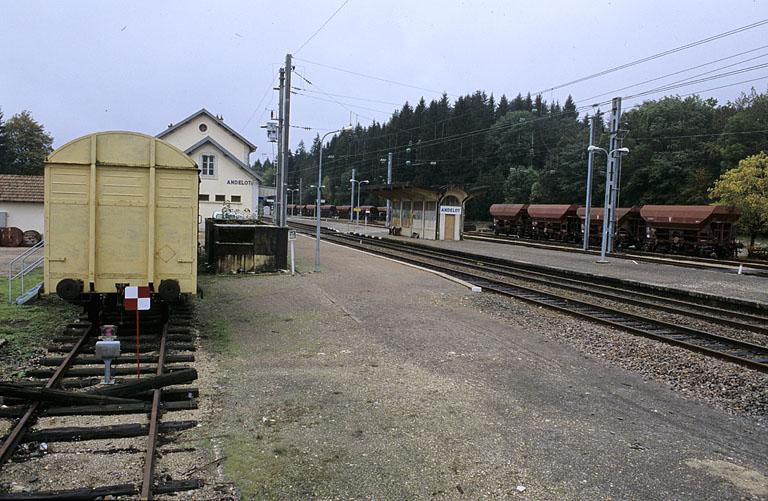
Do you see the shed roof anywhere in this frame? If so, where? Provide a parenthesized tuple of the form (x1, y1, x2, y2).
(527, 204, 579, 220)
(0, 175, 44, 203)
(489, 203, 528, 218)
(640, 205, 741, 226)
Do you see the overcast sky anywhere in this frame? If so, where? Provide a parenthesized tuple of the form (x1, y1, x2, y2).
(2, 0, 767, 161)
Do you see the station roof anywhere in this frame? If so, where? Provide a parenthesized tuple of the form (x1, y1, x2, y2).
(368, 183, 484, 202)
(640, 205, 741, 226)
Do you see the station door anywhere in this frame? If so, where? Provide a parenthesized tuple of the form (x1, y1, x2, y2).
(444, 214, 455, 240)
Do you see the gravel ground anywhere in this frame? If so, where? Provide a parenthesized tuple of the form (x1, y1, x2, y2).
(466, 292, 768, 423)
(193, 234, 768, 500)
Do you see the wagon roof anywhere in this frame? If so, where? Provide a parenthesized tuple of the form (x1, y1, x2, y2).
(47, 131, 197, 170)
(489, 204, 529, 218)
(577, 207, 639, 221)
(377, 206, 388, 212)
(360, 205, 376, 210)
(526, 204, 579, 219)
(336, 205, 352, 211)
(640, 205, 741, 226)
(320, 205, 335, 210)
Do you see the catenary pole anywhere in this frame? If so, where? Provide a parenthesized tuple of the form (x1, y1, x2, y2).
(386, 152, 393, 228)
(597, 97, 622, 263)
(583, 115, 597, 251)
(349, 168, 356, 223)
(275, 67, 284, 224)
(279, 53, 293, 227)
(606, 97, 622, 252)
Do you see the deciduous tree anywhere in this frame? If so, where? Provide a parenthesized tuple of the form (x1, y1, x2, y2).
(709, 152, 768, 246)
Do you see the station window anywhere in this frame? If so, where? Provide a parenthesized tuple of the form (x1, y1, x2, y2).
(231, 195, 241, 203)
(215, 194, 225, 202)
(198, 194, 210, 201)
(199, 123, 208, 132)
(201, 155, 216, 176)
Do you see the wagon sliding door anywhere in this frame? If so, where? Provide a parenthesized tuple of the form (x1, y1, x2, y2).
(154, 169, 197, 293)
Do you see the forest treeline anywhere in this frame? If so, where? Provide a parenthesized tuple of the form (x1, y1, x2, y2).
(255, 88, 768, 220)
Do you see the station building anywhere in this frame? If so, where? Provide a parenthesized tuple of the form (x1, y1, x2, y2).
(157, 109, 262, 227)
(370, 184, 475, 240)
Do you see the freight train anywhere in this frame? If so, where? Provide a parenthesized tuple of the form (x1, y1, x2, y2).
(489, 203, 741, 258)
(44, 132, 199, 311)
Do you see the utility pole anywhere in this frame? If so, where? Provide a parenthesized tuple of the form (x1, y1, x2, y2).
(298, 177, 302, 207)
(275, 67, 284, 225)
(385, 152, 393, 228)
(278, 53, 293, 227)
(349, 168, 356, 222)
(598, 97, 622, 262)
(582, 114, 597, 251)
(606, 97, 622, 253)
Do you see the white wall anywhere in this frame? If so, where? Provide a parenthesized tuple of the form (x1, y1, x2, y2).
(196, 151, 258, 224)
(0, 202, 44, 233)
(161, 114, 251, 164)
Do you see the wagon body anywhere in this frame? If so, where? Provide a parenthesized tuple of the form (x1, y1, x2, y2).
(44, 132, 199, 300)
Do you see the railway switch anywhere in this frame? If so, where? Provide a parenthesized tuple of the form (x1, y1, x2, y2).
(95, 325, 120, 385)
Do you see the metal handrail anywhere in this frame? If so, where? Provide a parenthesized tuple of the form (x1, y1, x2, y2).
(7, 240, 45, 304)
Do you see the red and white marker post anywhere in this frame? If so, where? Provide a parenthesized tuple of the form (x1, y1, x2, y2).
(124, 286, 151, 378)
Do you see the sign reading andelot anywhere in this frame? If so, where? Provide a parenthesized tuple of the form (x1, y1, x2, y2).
(227, 179, 255, 185)
(440, 206, 462, 215)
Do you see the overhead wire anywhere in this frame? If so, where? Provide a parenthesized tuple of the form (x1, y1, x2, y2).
(579, 45, 768, 103)
(294, 0, 351, 55)
(535, 17, 768, 95)
(295, 56, 456, 97)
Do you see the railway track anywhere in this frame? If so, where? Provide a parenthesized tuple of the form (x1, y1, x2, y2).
(291, 221, 768, 373)
(0, 303, 202, 500)
(463, 230, 768, 275)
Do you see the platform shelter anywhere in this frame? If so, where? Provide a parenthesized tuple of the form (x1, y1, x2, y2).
(369, 184, 473, 240)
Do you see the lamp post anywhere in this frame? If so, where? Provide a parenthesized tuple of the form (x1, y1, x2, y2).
(349, 179, 369, 225)
(316, 126, 352, 272)
(587, 145, 630, 263)
(289, 188, 299, 215)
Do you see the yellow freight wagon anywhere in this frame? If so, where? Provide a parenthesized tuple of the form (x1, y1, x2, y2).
(44, 132, 199, 302)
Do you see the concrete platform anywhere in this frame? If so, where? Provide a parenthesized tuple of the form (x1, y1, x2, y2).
(197, 234, 767, 499)
(301, 217, 768, 305)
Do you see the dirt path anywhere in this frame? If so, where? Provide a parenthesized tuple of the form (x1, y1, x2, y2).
(195, 235, 768, 500)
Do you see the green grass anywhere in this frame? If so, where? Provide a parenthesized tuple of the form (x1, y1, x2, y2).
(0, 270, 78, 359)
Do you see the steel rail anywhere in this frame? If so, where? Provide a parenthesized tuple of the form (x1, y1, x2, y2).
(463, 231, 768, 273)
(0, 322, 96, 468)
(299, 225, 768, 372)
(140, 308, 169, 500)
(332, 233, 768, 333)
